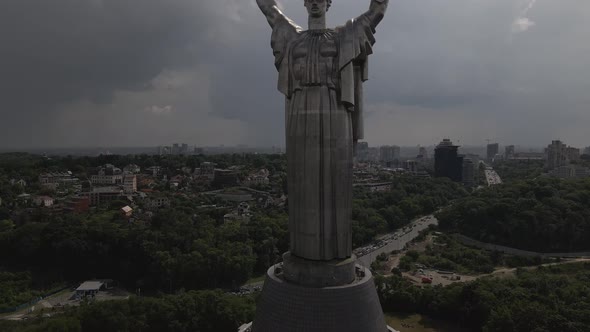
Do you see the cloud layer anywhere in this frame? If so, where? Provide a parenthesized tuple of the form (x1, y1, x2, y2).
(1, 0, 589, 149)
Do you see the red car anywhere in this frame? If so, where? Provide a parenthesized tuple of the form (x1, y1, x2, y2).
(421, 277, 433, 284)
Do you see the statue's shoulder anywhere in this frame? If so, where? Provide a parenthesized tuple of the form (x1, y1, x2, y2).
(275, 15, 303, 37)
(334, 17, 360, 33)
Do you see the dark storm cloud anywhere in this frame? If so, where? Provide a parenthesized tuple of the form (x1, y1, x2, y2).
(1, 0, 198, 108)
(0, 0, 249, 146)
(1, 0, 589, 148)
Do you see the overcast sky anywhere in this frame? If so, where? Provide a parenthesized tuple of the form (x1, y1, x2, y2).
(1, 0, 589, 149)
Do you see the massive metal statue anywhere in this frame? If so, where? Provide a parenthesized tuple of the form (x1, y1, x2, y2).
(256, 0, 389, 261)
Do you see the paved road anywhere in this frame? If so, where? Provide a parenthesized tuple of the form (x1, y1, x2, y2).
(356, 215, 438, 267)
(484, 167, 503, 186)
(489, 258, 590, 276)
(241, 214, 439, 289)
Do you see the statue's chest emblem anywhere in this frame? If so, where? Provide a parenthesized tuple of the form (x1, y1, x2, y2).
(292, 31, 338, 60)
(291, 31, 338, 85)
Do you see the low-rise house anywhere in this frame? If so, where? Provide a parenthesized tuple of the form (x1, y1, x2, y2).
(137, 176, 156, 189)
(34, 195, 54, 207)
(10, 179, 27, 187)
(143, 196, 171, 210)
(169, 175, 184, 187)
(244, 169, 270, 186)
(75, 281, 105, 298)
(17, 193, 31, 203)
(82, 187, 123, 206)
(39, 172, 78, 189)
(121, 206, 133, 218)
(145, 166, 163, 177)
(123, 164, 141, 174)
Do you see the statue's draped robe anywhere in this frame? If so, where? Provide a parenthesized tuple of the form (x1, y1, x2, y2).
(271, 14, 377, 261)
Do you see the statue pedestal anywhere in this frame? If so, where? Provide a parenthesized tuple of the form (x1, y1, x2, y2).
(251, 262, 389, 332)
(282, 252, 357, 287)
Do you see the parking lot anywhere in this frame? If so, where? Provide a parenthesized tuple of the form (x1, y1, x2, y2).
(403, 268, 476, 287)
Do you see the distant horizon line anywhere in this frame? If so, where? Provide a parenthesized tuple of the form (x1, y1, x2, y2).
(0, 142, 564, 151)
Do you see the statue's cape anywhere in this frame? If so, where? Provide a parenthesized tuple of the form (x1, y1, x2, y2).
(272, 15, 376, 141)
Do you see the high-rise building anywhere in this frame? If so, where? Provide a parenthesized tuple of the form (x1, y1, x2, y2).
(462, 158, 476, 187)
(505, 145, 515, 160)
(566, 147, 580, 162)
(172, 143, 180, 155)
(404, 160, 418, 175)
(546, 140, 564, 170)
(487, 143, 499, 161)
(123, 174, 137, 194)
(355, 142, 369, 162)
(435, 139, 463, 182)
(158, 146, 171, 155)
(584, 147, 590, 156)
(368, 147, 380, 162)
(181, 143, 189, 155)
(546, 140, 579, 170)
(418, 146, 428, 159)
(379, 145, 400, 164)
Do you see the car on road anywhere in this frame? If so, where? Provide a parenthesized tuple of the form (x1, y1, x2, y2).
(421, 277, 433, 284)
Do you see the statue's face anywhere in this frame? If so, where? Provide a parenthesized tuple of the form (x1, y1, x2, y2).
(305, 0, 328, 18)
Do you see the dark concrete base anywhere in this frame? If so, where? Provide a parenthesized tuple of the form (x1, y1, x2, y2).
(251, 264, 388, 332)
(282, 252, 357, 287)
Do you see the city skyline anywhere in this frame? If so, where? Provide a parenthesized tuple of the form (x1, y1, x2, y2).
(2, 139, 587, 155)
(1, 0, 590, 148)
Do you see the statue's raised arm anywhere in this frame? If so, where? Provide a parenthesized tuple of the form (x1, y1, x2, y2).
(256, 0, 295, 29)
(360, 0, 389, 29)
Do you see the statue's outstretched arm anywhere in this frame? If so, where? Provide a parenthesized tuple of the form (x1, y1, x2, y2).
(256, 0, 293, 29)
(362, 0, 389, 29)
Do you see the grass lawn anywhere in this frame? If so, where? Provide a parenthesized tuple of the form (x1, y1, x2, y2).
(385, 313, 471, 332)
(245, 274, 266, 285)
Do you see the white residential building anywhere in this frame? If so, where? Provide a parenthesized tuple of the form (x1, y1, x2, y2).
(245, 169, 270, 186)
(123, 175, 137, 194)
(39, 172, 76, 189)
(123, 164, 141, 174)
(34, 196, 54, 207)
(91, 164, 123, 185)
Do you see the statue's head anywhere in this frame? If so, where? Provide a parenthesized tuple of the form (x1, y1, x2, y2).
(304, 0, 331, 18)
